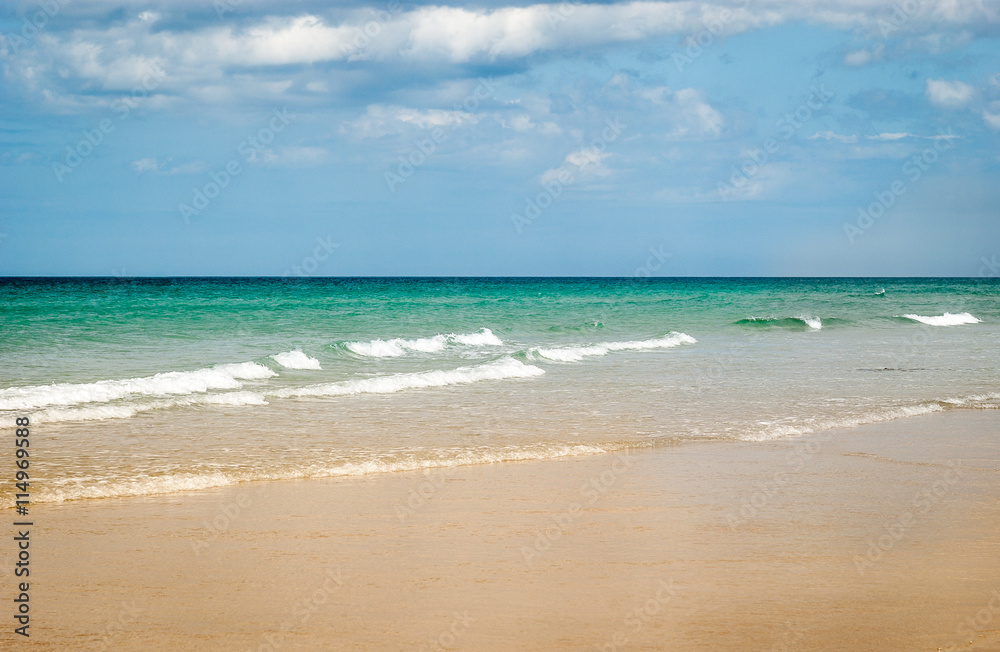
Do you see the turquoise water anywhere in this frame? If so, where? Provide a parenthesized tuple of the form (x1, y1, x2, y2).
(1, 277, 998, 506)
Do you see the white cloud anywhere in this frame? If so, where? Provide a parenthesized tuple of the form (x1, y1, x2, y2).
(673, 88, 725, 137)
(811, 131, 946, 146)
(7, 2, 756, 89)
(809, 131, 857, 143)
(866, 132, 913, 140)
(844, 44, 883, 67)
(538, 122, 562, 136)
(623, 79, 724, 139)
(167, 161, 209, 174)
(844, 50, 871, 66)
(5, 1, 1000, 110)
(505, 114, 535, 132)
(12, 2, 987, 74)
(343, 105, 480, 139)
(497, 113, 562, 135)
(131, 157, 207, 175)
(715, 161, 794, 201)
(565, 148, 610, 169)
(260, 146, 328, 167)
(131, 157, 159, 173)
(539, 147, 612, 186)
(984, 103, 1000, 130)
(925, 78, 975, 108)
(843, 144, 915, 159)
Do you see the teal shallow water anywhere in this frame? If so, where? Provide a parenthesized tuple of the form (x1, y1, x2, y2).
(0, 277, 998, 506)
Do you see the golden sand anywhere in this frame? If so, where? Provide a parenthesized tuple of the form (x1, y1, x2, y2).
(9, 410, 1000, 650)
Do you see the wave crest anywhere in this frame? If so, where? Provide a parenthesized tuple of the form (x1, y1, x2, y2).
(530, 332, 696, 362)
(0, 362, 276, 412)
(270, 350, 322, 370)
(735, 316, 823, 330)
(902, 312, 981, 326)
(275, 356, 542, 398)
(344, 328, 502, 358)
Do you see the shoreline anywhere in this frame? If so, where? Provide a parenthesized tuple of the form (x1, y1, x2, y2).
(7, 409, 1000, 650)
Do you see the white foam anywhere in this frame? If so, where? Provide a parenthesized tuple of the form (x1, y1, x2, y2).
(345, 328, 502, 358)
(0, 391, 271, 426)
(902, 312, 981, 326)
(801, 317, 822, 330)
(531, 332, 696, 362)
(270, 350, 322, 370)
(0, 362, 276, 412)
(533, 346, 609, 362)
(942, 393, 1000, 407)
(0, 355, 539, 425)
(8, 443, 612, 507)
(31, 472, 237, 506)
(311, 444, 610, 477)
(275, 357, 543, 398)
(24, 404, 148, 425)
(197, 391, 269, 406)
(450, 328, 503, 346)
(346, 335, 446, 357)
(741, 403, 945, 442)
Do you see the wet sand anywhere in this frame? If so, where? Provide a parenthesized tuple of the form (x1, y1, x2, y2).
(10, 410, 1000, 650)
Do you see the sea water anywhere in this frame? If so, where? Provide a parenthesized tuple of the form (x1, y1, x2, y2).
(0, 277, 997, 506)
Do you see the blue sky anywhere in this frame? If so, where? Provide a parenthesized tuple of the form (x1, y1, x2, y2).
(1, 0, 998, 276)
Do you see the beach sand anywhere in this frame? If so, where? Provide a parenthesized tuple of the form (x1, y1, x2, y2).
(12, 410, 1000, 650)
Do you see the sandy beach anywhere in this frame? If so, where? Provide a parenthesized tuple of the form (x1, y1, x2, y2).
(5, 0, 1000, 647)
(11, 410, 1000, 650)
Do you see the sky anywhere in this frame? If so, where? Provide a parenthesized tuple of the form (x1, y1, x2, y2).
(0, 0, 999, 276)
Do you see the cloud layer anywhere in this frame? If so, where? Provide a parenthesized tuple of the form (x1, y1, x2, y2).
(3, 0, 999, 110)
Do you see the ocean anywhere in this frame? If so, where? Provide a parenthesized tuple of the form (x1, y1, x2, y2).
(1, 277, 997, 508)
